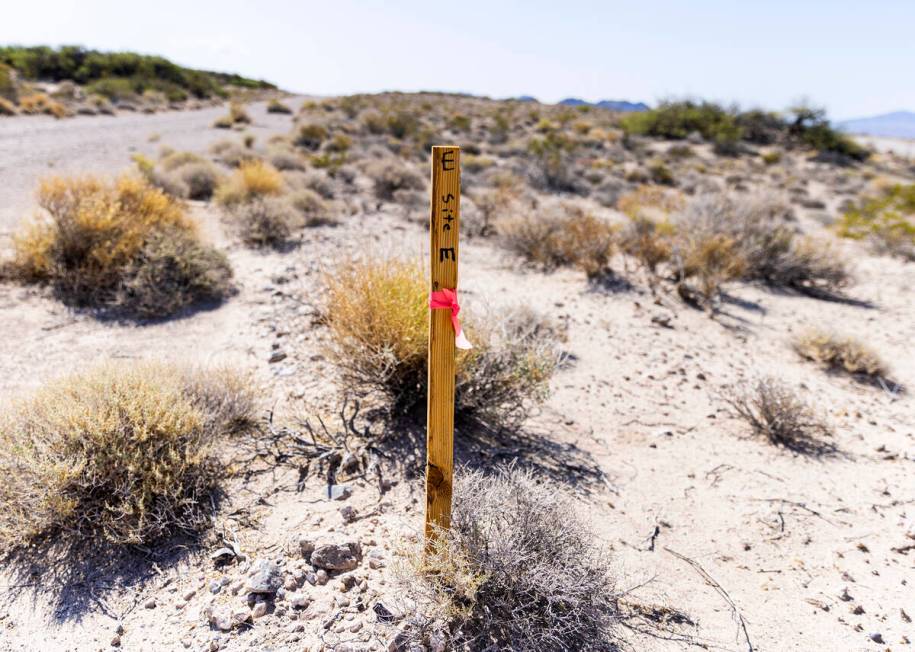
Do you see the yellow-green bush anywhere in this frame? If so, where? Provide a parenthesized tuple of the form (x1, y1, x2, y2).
(836, 183, 915, 259)
(18, 92, 68, 118)
(8, 175, 233, 317)
(0, 363, 257, 547)
(323, 259, 561, 428)
(215, 160, 284, 206)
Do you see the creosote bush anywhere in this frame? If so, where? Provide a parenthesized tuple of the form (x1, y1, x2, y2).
(396, 466, 619, 651)
(323, 259, 561, 429)
(725, 377, 834, 455)
(366, 159, 425, 201)
(0, 362, 258, 547)
(8, 175, 233, 318)
(227, 197, 300, 248)
(793, 329, 890, 383)
(266, 98, 292, 114)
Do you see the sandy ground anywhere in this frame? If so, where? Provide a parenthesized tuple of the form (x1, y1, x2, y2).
(0, 107, 912, 652)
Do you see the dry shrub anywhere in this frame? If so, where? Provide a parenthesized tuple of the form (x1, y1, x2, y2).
(793, 329, 890, 383)
(497, 202, 616, 278)
(177, 162, 222, 200)
(18, 92, 68, 118)
(323, 259, 561, 429)
(0, 96, 16, 116)
(269, 149, 306, 171)
(619, 215, 673, 281)
(617, 184, 685, 220)
(396, 466, 619, 651)
(210, 139, 255, 167)
(289, 188, 336, 226)
(675, 232, 746, 310)
(215, 160, 284, 206)
(675, 192, 850, 296)
(725, 377, 834, 455)
(226, 197, 300, 248)
(267, 98, 292, 114)
(0, 362, 258, 547)
(366, 159, 425, 200)
(8, 175, 233, 317)
(213, 102, 250, 128)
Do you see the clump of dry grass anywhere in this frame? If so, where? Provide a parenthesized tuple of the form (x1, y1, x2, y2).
(725, 377, 835, 455)
(395, 466, 619, 651)
(323, 259, 561, 429)
(497, 202, 616, 278)
(267, 98, 292, 114)
(793, 329, 891, 384)
(7, 175, 233, 318)
(215, 160, 284, 206)
(18, 92, 68, 118)
(213, 102, 250, 128)
(0, 362, 258, 548)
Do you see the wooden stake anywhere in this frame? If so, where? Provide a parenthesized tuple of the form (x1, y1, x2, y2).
(425, 145, 460, 541)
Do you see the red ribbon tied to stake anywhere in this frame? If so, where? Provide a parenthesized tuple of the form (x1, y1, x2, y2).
(429, 288, 473, 350)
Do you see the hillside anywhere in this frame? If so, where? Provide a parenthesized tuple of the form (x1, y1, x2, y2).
(839, 110, 915, 139)
(0, 45, 276, 117)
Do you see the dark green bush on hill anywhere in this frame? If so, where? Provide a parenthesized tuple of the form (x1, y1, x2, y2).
(621, 100, 868, 162)
(0, 45, 274, 100)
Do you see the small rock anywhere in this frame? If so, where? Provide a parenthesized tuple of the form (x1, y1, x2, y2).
(110, 634, 121, 647)
(209, 579, 222, 594)
(288, 592, 310, 609)
(247, 559, 283, 594)
(251, 601, 268, 619)
(311, 541, 362, 571)
(305, 571, 318, 585)
(182, 588, 196, 601)
(340, 505, 358, 523)
(316, 569, 328, 585)
(268, 350, 287, 363)
(284, 577, 297, 591)
(325, 484, 352, 501)
(299, 537, 316, 560)
(869, 633, 884, 644)
(115, 623, 125, 635)
(144, 598, 156, 609)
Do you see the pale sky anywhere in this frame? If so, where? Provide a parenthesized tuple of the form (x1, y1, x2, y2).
(2, 0, 912, 120)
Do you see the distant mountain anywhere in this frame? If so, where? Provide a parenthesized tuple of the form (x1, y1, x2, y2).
(514, 95, 539, 103)
(838, 111, 915, 139)
(558, 97, 649, 112)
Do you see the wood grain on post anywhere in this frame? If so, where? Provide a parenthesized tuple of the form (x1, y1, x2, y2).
(425, 145, 460, 541)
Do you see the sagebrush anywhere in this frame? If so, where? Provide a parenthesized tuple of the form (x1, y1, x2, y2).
(396, 466, 620, 651)
(0, 362, 258, 547)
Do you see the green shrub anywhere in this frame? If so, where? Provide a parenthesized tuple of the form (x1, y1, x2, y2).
(0, 362, 257, 547)
(226, 197, 300, 248)
(836, 183, 915, 258)
(527, 130, 578, 191)
(0, 45, 274, 99)
(787, 105, 869, 162)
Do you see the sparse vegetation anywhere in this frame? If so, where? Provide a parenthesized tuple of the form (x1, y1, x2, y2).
(837, 183, 915, 259)
(7, 175, 233, 318)
(397, 466, 619, 651)
(497, 202, 616, 278)
(0, 362, 258, 547)
(226, 197, 300, 248)
(725, 377, 834, 455)
(793, 329, 890, 383)
(323, 258, 561, 428)
(213, 102, 251, 128)
(0, 45, 273, 102)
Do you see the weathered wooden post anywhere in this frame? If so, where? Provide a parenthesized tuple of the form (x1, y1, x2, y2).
(425, 145, 463, 541)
